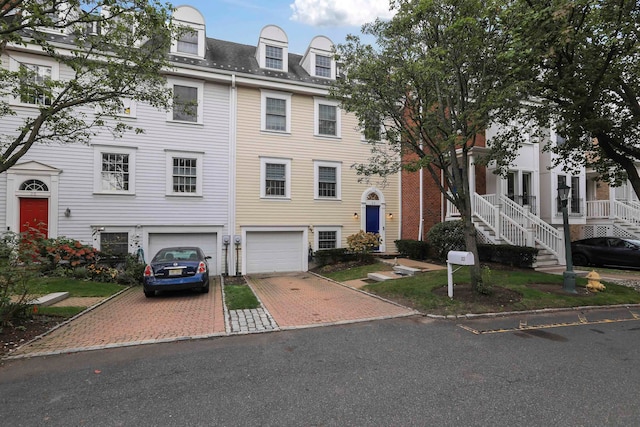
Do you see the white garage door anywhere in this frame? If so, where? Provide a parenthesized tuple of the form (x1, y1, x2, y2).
(148, 233, 217, 275)
(245, 231, 304, 274)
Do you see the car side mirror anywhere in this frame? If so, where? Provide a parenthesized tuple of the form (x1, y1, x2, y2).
(205, 255, 212, 259)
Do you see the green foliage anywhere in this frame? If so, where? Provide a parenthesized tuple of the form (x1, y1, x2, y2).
(426, 220, 466, 261)
(0, 233, 41, 326)
(313, 248, 358, 267)
(477, 244, 538, 269)
(394, 239, 430, 260)
(0, 0, 178, 173)
(224, 284, 260, 310)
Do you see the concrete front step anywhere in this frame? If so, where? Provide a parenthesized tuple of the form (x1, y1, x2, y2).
(29, 292, 69, 307)
(367, 272, 396, 282)
(392, 265, 421, 276)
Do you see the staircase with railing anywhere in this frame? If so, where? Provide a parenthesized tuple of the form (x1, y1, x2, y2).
(585, 199, 640, 238)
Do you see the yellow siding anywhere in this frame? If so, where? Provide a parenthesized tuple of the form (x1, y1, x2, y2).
(235, 86, 400, 251)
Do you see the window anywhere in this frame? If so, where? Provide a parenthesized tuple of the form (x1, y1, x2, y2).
(177, 29, 198, 55)
(266, 98, 286, 131)
(314, 161, 342, 199)
(260, 157, 291, 199)
(100, 232, 129, 255)
(315, 54, 332, 78)
(314, 98, 341, 138)
(165, 151, 203, 196)
(172, 157, 197, 193)
(261, 90, 291, 133)
(173, 85, 198, 122)
(20, 63, 52, 105)
(101, 153, 130, 191)
(318, 231, 337, 249)
(319, 105, 336, 136)
(314, 227, 341, 251)
(265, 45, 283, 70)
(362, 116, 381, 141)
(93, 146, 135, 194)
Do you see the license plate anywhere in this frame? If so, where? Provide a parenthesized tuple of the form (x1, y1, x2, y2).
(168, 269, 182, 276)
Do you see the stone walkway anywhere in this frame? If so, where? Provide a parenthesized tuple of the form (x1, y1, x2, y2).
(228, 308, 278, 334)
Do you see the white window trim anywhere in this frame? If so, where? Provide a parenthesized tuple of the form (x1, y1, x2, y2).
(260, 90, 292, 133)
(314, 160, 342, 200)
(8, 55, 60, 107)
(170, 23, 206, 58)
(260, 156, 291, 200)
(165, 150, 204, 197)
(314, 226, 342, 251)
(166, 77, 204, 124)
(312, 51, 336, 79)
(93, 145, 137, 195)
(314, 97, 341, 139)
(257, 40, 288, 71)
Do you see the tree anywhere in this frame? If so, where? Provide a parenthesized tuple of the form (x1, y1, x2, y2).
(507, 0, 640, 197)
(0, 0, 177, 173)
(331, 0, 528, 293)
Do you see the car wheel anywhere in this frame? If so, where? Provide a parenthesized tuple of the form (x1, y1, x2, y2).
(573, 253, 589, 266)
(144, 289, 155, 298)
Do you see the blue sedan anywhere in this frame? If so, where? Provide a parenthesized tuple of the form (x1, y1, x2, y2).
(143, 247, 211, 297)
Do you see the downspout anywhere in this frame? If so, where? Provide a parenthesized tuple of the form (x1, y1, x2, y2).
(418, 143, 424, 241)
(228, 74, 237, 274)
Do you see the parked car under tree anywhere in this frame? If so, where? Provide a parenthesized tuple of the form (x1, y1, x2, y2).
(571, 237, 640, 269)
(143, 247, 211, 297)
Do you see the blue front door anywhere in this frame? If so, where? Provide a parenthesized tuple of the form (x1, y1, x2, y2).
(366, 205, 380, 234)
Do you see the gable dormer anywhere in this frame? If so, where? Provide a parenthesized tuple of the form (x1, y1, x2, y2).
(171, 6, 206, 58)
(300, 36, 335, 80)
(256, 25, 288, 71)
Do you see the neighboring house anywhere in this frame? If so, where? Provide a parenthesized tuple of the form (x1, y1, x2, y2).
(0, 4, 401, 275)
(401, 119, 640, 267)
(1, 5, 231, 275)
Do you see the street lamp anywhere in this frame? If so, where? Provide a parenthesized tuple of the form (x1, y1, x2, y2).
(558, 182, 576, 293)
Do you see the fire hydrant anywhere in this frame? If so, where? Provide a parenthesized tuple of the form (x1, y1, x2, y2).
(586, 270, 606, 293)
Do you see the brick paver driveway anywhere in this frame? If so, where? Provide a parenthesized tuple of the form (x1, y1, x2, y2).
(247, 272, 418, 329)
(10, 279, 225, 358)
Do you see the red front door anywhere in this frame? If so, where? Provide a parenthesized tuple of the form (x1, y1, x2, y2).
(19, 198, 49, 237)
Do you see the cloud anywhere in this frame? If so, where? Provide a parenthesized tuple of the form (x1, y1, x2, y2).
(290, 0, 395, 27)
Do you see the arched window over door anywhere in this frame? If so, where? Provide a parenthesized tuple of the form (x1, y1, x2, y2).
(20, 179, 49, 192)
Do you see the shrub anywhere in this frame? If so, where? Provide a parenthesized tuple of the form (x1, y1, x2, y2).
(394, 239, 430, 260)
(478, 244, 538, 268)
(347, 230, 381, 261)
(426, 220, 466, 260)
(0, 232, 39, 326)
(314, 248, 357, 266)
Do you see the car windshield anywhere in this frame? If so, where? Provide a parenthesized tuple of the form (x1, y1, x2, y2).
(154, 249, 199, 262)
(623, 239, 640, 248)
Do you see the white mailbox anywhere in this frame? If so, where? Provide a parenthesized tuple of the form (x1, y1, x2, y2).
(447, 251, 475, 265)
(446, 251, 475, 299)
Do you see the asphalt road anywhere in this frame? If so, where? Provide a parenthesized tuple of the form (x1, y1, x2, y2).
(1, 315, 639, 426)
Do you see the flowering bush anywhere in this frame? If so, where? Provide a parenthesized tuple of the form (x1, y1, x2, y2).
(347, 230, 381, 260)
(39, 237, 99, 271)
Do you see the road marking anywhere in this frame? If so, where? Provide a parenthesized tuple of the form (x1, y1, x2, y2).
(458, 310, 640, 335)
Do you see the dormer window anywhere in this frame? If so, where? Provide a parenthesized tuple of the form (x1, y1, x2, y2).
(315, 55, 331, 78)
(256, 25, 289, 71)
(301, 36, 336, 80)
(171, 6, 206, 58)
(177, 29, 199, 55)
(265, 45, 284, 70)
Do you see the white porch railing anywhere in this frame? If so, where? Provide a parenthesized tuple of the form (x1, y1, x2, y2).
(586, 200, 610, 218)
(613, 200, 640, 228)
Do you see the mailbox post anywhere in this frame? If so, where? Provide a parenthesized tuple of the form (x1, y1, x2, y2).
(447, 251, 475, 299)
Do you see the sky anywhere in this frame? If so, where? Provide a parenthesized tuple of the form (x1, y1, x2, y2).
(181, 0, 395, 54)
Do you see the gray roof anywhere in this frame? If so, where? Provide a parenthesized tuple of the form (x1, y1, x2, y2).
(169, 37, 334, 87)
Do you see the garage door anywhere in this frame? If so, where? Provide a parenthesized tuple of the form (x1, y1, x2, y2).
(245, 231, 304, 274)
(148, 233, 217, 275)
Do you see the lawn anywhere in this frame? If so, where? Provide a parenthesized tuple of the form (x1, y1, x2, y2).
(29, 277, 127, 317)
(224, 284, 260, 310)
(319, 263, 640, 316)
